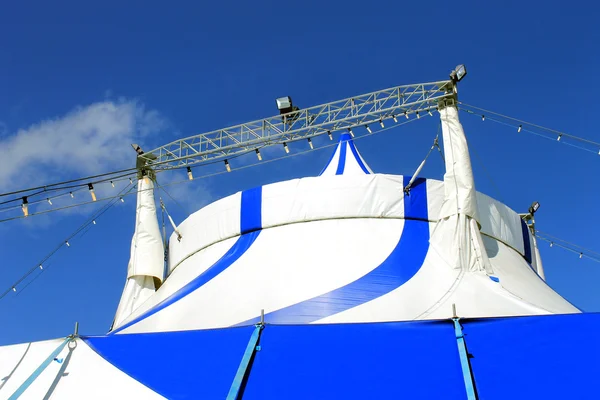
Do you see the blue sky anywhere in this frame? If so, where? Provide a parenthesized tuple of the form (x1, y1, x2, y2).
(0, 0, 598, 344)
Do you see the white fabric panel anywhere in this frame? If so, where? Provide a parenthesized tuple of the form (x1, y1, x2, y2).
(355, 147, 374, 174)
(127, 178, 164, 281)
(438, 106, 479, 222)
(476, 192, 525, 255)
(319, 141, 343, 176)
(261, 174, 406, 229)
(123, 219, 404, 333)
(113, 276, 156, 329)
(0, 339, 163, 399)
(120, 237, 238, 328)
(168, 191, 241, 273)
(531, 235, 546, 280)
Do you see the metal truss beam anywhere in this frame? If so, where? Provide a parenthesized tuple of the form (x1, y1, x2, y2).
(142, 80, 455, 169)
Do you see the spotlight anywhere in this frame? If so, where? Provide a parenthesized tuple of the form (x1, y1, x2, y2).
(22, 197, 28, 217)
(392, 115, 398, 123)
(283, 142, 289, 153)
(88, 183, 96, 202)
(308, 138, 313, 149)
(328, 131, 333, 140)
(404, 111, 409, 119)
(528, 201, 540, 215)
(47, 198, 52, 206)
(365, 125, 372, 134)
(416, 111, 420, 119)
(187, 166, 193, 180)
(518, 125, 522, 133)
(379, 119, 384, 128)
(347, 128, 354, 138)
(450, 64, 467, 82)
(225, 159, 231, 172)
(255, 149, 262, 161)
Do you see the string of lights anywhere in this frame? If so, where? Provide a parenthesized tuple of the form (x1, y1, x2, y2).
(0, 115, 426, 223)
(458, 102, 600, 155)
(535, 230, 600, 262)
(0, 182, 137, 300)
(0, 116, 428, 302)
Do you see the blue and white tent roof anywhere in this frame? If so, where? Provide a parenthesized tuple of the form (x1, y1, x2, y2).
(319, 133, 373, 176)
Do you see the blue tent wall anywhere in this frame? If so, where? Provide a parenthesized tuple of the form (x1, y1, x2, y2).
(462, 313, 600, 400)
(83, 313, 600, 399)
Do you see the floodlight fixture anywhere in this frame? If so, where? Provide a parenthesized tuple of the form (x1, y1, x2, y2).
(528, 201, 540, 215)
(88, 183, 97, 202)
(450, 64, 467, 82)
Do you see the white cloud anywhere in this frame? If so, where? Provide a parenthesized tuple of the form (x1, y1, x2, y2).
(0, 99, 168, 192)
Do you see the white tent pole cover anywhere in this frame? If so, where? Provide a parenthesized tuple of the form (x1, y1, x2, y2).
(113, 178, 164, 329)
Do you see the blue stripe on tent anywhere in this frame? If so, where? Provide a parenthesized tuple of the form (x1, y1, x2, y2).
(241, 186, 262, 234)
(347, 138, 370, 174)
(85, 326, 256, 400)
(520, 219, 532, 264)
(238, 176, 429, 325)
(110, 187, 263, 335)
(335, 136, 349, 175)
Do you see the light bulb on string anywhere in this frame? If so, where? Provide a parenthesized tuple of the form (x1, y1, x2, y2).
(224, 159, 231, 172)
(379, 119, 384, 128)
(255, 149, 262, 161)
(22, 197, 29, 217)
(327, 131, 333, 140)
(518, 125, 522, 133)
(365, 125, 372, 134)
(187, 166, 193, 181)
(88, 183, 96, 201)
(307, 138, 313, 149)
(283, 142, 289, 153)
